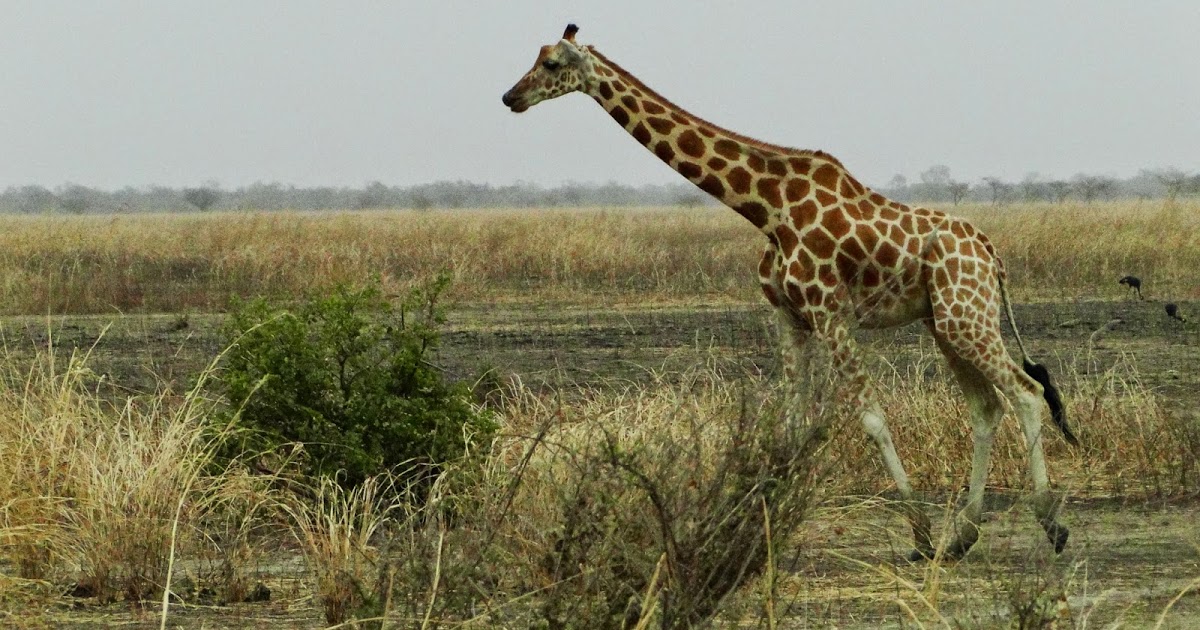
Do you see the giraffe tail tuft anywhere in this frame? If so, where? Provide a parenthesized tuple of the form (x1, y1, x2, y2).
(1022, 359, 1078, 446)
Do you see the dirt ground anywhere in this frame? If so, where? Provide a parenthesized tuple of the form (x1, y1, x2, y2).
(2, 297, 1197, 627)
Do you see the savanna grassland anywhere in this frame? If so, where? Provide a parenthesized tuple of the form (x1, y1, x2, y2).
(1, 200, 1198, 628)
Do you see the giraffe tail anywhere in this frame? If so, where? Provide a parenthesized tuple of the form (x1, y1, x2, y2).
(1020, 359, 1077, 446)
(996, 257, 1079, 447)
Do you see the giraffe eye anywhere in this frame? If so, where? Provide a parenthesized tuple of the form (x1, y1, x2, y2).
(542, 59, 561, 71)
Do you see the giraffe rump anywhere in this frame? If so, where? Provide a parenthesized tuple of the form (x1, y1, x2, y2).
(1021, 359, 1077, 446)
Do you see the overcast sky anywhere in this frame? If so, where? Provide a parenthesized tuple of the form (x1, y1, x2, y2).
(2, 1, 1197, 191)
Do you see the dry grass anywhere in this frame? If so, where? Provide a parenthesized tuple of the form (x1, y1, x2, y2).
(445, 355, 834, 628)
(813, 346, 1196, 500)
(0, 336, 1195, 627)
(0, 197, 1196, 625)
(282, 474, 403, 626)
(0, 200, 1195, 314)
(0, 334, 269, 611)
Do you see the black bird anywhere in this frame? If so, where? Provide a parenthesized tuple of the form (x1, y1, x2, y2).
(1118, 275, 1143, 300)
(1165, 303, 1186, 322)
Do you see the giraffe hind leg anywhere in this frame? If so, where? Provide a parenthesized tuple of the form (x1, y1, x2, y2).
(931, 334, 1005, 559)
(930, 318, 1070, 555)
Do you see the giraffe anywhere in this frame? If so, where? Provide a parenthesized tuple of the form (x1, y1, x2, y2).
(502, 24, 1078, 561)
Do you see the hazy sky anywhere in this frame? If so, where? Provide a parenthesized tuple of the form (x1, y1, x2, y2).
(2, 1, 1197, 191)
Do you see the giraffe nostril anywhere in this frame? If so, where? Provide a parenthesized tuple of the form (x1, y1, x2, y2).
(502, 91, 516, 107)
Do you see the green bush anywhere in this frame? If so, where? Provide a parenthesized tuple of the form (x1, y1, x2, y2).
(218, 275, 494, 488)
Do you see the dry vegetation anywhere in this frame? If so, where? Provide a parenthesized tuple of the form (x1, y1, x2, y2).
(0, 200, 1196, 314)
(1, 201, 1198, 627)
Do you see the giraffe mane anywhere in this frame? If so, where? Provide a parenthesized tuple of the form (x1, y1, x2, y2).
(586, 47, 845, 169)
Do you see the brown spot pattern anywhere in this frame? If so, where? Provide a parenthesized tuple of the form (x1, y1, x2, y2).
(707, 156, 727, 171)
(815, 189, 838, 206)
(840, 235, 868, 261)
(756, 178, 783, 208)
(785, 178, 811, 203)
(609, 105, 630, 127)
(801, 227, 837, 259)
(654, 141, 675, 163)
(812, 164, 840, 190)
(678, 161, 702, 179)
(758, 251, 774, 276)
(642, 100, 666, 115)
(714, 139, 741, 160)
(876, 241, 900, 268)
(677, 129, 705, 158)
(775, 225, 798, 255)
(698, 174, 725, 198)
(791, 199, 819, 226)
(727, 167, 752, 195)
(647, 117, 675, 134)
(737, 202, 769, 228)
(823, 209, 852, 239)
(632, 122, 651, 144)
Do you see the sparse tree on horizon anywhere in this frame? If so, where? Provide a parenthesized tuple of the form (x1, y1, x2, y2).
(1046, 180, 1072, 203)
(183, 185, 221, 211)
(919, 165, 952, 201)
(981, 177, 1011, 205)
(56, 183, 93, 214)
(1072, 174, 1118, 203)
(1020, 173, 1047, 202)
(948, 181, 970, 205)
(1144, 167, 1192, 202)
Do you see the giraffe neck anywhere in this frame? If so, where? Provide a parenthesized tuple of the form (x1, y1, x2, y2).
(583, 47, 838, 234)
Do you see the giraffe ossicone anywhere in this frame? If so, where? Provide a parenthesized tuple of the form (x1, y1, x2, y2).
(503, 24, 1077, 561)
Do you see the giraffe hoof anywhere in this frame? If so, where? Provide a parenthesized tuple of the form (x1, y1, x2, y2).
(944, 540, 972, 561)
(1048, 523, 1069, 554)
(906, 546, 936, 563)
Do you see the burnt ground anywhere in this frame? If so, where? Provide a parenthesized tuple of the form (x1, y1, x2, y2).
(1, 297, 1197, 627)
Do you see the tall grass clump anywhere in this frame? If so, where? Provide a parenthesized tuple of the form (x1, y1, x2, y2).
(282, 474, 404, 626)
(0, 335, 267, 607)
(457, 352, 837, 628)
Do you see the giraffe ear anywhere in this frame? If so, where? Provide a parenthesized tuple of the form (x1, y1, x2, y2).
(562, 23, 579, 42)
(560, 38, 586, 64)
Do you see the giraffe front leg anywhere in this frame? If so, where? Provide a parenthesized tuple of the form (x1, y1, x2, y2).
(860, 402, 934, 561)
(815, 320, 933, 560)
(772, 308, 813, 417)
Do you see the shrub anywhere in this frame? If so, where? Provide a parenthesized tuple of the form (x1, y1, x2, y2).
(218, 275, 495, 489)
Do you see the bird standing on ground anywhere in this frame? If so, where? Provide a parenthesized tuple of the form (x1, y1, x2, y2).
(1118, 275, 1143, 300)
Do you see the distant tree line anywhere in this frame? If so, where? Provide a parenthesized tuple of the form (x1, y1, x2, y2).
(1, 166, 1196, 214)
(883, 166, 1200, 206)
(0, 180, 713, 214)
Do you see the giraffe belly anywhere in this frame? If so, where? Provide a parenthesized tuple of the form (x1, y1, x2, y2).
(854, 292, 934, 329)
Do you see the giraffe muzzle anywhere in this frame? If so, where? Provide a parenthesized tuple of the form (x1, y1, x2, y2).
(501, 89, 529, 113)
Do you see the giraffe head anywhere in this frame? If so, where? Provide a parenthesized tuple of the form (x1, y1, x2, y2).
(502, 24, 596, 113)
